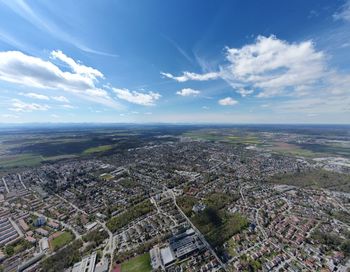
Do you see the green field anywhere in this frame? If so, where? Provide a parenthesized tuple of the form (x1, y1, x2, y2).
(121, 253, 151, 272)
(269, 170, 350, 193)
(50, 231, 74, 251)
(100, 173, 114, 180)
(0, 154, 43, 168)
(183, 130, 262, 145)
(83, 145, 114, 154)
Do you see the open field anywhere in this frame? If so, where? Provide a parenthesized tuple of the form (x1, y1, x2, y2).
(83, 144, 114, 154)
(50, 231, 74, 251)
(268, 142, 319, 157)
(183, 127, 350, 159)
(121, 253, 151, 272)
(269, 169, 350, 193)
(0, 125, 190, 169)
(183, 131, 261, 145)
(0, 154, 43, 169)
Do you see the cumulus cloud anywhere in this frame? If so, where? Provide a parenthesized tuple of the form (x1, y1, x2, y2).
(333, 0, 350, 22)
(223, 35, 325, 97)
(218, 97, 238, 106)
(162, 36, 328, 98)
(52, 95, 69, 103)
(113, 88, 161, 106)
(160, 71, 219, 82)
(9, 99, 50, 112)
(0, 50, 122, 109)
(176, 88, 200, 96)
(51, 50, 104, 81)
(20, 92, 49, 100)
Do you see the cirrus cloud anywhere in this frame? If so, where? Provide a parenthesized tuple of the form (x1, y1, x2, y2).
(9, 99, 50, 112)
(19, 92, 49, 100)
(333, 0, 350, 22)
(52, 95, 69, 103)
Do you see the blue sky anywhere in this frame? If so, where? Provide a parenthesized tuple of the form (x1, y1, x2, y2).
(0, 0, 349, 124)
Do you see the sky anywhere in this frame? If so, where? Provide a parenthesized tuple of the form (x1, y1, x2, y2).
(0, 0, 349, 124)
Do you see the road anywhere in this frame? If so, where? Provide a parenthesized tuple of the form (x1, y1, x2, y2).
(239, 187, 246, 206)
(2, 177, 9, 193)
(55, 194, 88, 216)
(97, 220, 115, 271)
(17, 173, 27, 189)
(170, 190, 226, 271)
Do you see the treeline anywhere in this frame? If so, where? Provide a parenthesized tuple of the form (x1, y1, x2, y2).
(82, 229, 109, 251)
(106, 200, 154, 233)
(312, 230, 350, 256)
(40, 240, 82, 272)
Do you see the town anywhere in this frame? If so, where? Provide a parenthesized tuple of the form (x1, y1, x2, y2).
(0, 131, 349, 272)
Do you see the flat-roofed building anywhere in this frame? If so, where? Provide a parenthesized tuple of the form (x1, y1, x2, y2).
(160, 247, 175, 268)
(72, 252, 97, 272)
(18, 219, 29, 232)
(169, 228, 204, 260)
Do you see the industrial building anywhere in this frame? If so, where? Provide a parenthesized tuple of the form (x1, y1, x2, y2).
(151, 228, 205, 269)
(72, 252, 97, 272)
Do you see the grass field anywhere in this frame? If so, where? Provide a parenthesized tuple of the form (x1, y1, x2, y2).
(50, 231, 74, 251)
(83, 144, 113, 154)
(269, 142, 318, 157)
(183, 131, 261, 145)
(100, 173, 114, 180)
(269, 170, 350, 193)
(0, 154, 43, 168)
(121, 253, 151, 272)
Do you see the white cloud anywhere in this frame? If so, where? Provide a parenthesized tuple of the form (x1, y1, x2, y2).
(51, 50, 104, 81)
(218, 97, 238, 106)
(20, 92, 49, 100)
(160, 71, 219, 82)
(9, 99, 50, 112)
(333, 0, 350, 22)
(0, 50, 122, 109)
(113, 88, 161, 106)
(176, 88, 200, 96)
(86, 88, 108, 97)
(224, 35, 325, 97)
(50, 114, 59, 118)
(52, 95, 69, 103)
(61, 104, 75, 109)
(236, 88, 254, 97)
(162, 36, 327, 98)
